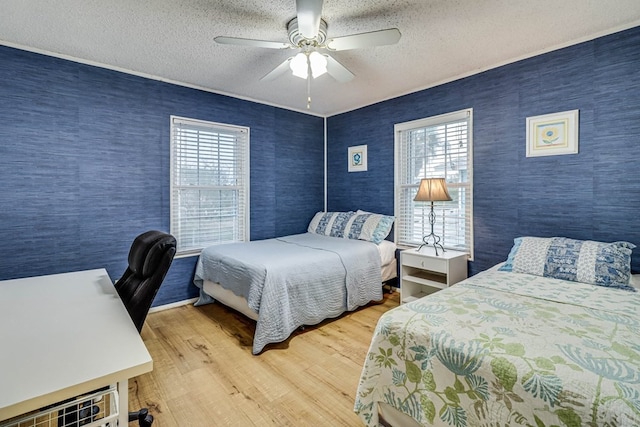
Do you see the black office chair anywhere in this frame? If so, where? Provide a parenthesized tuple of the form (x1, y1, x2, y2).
(116, 230, 177, 426)
(116, 230, 177, 333)
(56, 231, 176, 427)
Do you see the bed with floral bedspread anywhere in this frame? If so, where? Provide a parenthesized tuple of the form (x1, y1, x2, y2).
(355, 237, 639, 427)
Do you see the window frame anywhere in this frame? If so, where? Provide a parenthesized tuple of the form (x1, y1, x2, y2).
(393, 108, 474, 259)
(169, 115, 250, 257)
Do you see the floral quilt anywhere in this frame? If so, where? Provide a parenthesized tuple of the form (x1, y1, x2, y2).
(354, 268, 640, 426)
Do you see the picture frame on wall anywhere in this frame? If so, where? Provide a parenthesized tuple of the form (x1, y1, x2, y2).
(526, 109, 579, 157)
(348, 144, 368, 172)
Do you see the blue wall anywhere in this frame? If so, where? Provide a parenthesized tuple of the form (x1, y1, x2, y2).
(0, 46, 325, 306)
(2, 25, 639, 304)
(327, 26, 640, 275)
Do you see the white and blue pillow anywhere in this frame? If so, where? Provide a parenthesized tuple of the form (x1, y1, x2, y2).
(347, 211, 394, 244)
(308, 210, 394, 244)
(499, 236, 636, 291)
(308, 211, 355, 237)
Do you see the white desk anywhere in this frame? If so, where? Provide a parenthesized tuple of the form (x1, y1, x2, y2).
(0, 269, 153, 425)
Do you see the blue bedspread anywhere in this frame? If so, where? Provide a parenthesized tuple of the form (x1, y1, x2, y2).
(194, 233, 382, 354)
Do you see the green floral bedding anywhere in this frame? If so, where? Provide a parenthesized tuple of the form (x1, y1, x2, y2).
(354, 268, 640, 426)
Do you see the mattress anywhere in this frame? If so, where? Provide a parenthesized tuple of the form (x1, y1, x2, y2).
(377, 239, 397, 270)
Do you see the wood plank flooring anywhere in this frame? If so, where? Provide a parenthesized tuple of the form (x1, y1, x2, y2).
(129, 290, 399, 426)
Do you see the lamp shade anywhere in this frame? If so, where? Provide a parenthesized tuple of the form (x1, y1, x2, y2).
(414, 178, 452, 202)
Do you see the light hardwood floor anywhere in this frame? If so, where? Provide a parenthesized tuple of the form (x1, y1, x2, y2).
(129, 290, 399, 426)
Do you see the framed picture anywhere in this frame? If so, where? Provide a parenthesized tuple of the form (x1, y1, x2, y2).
(526, 109, 579, 157)
(348, 144, 368, 172)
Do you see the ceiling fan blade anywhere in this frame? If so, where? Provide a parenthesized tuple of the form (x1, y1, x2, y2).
(296, 0, 323, 39)
(261, 57, 294, 81)
(324, 55, 354, 83)
(326, 28, 401, 51)
(214, 36, 290, 50)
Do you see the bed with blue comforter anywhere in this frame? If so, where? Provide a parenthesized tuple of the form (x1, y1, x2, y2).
(194, 232, 382, 354)
(355, 237, 639, 426)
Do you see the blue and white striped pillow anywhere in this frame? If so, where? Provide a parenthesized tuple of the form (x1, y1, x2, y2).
(345, 211, 394, 244)
(499, 236, 636, 290)
(307, 211, 355, 237)
(307, 211, 394, 244)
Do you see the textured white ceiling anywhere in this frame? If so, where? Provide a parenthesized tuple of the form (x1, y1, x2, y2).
(1, 1, 640, 116)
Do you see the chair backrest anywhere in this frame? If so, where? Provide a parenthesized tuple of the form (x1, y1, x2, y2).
(115, 230, 177, 333)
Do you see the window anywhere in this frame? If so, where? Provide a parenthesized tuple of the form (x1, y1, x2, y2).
(170, 116, 249, 255)
(394, 109, 473, 257)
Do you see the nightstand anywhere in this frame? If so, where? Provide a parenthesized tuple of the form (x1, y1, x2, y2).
(400, 246, 468, 303)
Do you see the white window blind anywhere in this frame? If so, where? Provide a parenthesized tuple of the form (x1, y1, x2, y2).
(394, 109, 473, 257)
(170, 116, 249, 255)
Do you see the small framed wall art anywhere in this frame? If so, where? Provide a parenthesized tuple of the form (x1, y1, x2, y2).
(348, 144, 368, 172)
(526, 109, 579, 157)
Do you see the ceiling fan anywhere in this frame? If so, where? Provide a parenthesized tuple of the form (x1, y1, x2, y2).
(214, 0, 401, 107)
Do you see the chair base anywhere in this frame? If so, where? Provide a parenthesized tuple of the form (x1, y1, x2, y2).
(129, 408, 154, 426)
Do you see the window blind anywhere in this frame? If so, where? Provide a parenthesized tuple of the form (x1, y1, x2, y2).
(170, 116, 249, 255)
(395, 109, 473, 257)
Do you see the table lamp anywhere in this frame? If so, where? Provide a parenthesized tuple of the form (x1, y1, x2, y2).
(414, 177, 452, 256)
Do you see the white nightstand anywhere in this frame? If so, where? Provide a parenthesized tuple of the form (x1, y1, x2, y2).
(400, 246, 468, 303)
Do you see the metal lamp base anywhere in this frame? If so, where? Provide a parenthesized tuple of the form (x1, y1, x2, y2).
(417, 232, 446, 256)
(417, 201, 446, 256)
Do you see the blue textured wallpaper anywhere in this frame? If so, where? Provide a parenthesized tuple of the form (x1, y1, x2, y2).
(2, 24, 639, 305)
(327, 26, 640, 275)
(0, 46, 324, 306)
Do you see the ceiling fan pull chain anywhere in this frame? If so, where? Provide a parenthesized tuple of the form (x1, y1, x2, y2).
(307, 58, 312, 109)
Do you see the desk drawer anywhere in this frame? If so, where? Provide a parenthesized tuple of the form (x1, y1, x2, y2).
(402, 252, 447, 273)
(0, 387, 118, 427)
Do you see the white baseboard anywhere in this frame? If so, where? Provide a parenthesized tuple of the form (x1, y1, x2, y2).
(149, 297, 198, 313)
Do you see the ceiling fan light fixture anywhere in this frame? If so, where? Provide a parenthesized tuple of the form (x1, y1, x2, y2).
(290, 52, 308, 79)
(309, 51, 327, 78)
(217, 0, 403, 94)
